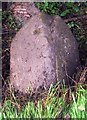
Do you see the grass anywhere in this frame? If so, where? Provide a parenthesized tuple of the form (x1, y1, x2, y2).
(62, 85, 87, 118)
(1, 81, 87, 119)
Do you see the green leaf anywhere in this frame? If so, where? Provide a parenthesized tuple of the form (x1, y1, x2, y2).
(60, 9, 70, 17)
(65, 2, 73, 8)
(44, 2, 48, 7)
(73, 6, 79, 12)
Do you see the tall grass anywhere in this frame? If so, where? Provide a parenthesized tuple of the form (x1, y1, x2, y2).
(1, 82, 87, 119)
(62, 84, 87, 119)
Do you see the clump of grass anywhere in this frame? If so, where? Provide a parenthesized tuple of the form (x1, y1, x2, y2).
(1, 82, 65, 119)
(1, 79, 87, 119)
(63, 84, 87, 119)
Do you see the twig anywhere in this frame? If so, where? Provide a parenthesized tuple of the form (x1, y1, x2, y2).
(64, 14, 87, 23)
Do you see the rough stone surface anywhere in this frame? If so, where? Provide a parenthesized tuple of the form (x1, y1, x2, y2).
(10, 12, 80, 94)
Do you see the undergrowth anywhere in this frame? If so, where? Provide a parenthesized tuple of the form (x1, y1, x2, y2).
(1, 81, 87, 119)
(36, 2, 87, 17)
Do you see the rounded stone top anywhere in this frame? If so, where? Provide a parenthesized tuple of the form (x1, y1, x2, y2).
(10, 12, 80, 94)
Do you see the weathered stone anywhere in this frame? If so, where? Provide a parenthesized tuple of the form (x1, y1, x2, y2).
(10, 13, 80, 94)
